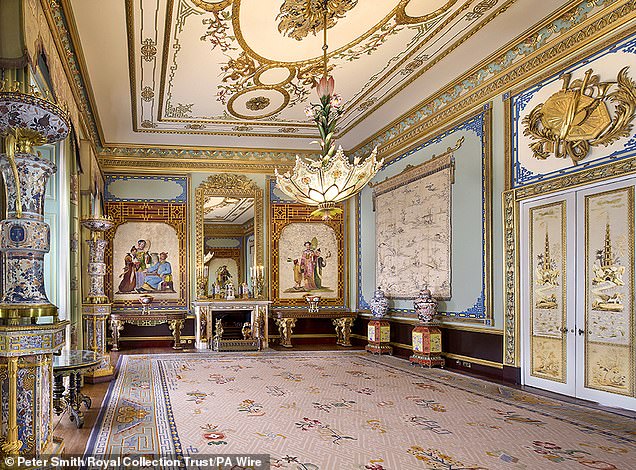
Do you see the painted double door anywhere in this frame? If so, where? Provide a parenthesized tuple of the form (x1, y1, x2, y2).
(521, 177, 636, 411)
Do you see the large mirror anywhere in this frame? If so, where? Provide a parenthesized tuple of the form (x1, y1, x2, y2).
(195, 174, 263, 299)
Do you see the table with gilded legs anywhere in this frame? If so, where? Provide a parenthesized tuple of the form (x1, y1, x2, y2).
(271, 310, 357, 348)
(110, 311, 186, 351)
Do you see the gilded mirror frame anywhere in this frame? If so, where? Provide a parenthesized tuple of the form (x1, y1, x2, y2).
(195, 174, 263, 299)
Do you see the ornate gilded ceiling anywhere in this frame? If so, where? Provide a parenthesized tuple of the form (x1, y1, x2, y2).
(127, 0, 515, 139)
(65, 0, 584, 153)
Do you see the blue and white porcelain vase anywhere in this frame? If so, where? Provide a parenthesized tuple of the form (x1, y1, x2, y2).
(369, 287, 389, 318)
(81, 216, 114, 304)
(0, 88, 70, 321)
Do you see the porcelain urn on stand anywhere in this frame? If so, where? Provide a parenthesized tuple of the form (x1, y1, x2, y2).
(366, 287, 392, 355)
(410, 287, 444, 367)
(0, 82, 69, 460)
(81, 189, 116, 382)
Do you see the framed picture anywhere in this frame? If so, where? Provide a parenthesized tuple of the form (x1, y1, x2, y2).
(270, 203, 346, 307)
(105, 201, 188, 308)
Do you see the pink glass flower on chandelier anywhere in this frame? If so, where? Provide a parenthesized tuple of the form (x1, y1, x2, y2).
(316, 75, 335, 98)
(274, 72, 382, 220)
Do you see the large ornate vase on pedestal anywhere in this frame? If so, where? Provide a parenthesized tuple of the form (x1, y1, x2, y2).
(0, 100, 67, 321)
(410, 287, 445, 368)
(81, 216, 115, 382)
(366, 287, 393, 355)
(0, 83, 70, 460)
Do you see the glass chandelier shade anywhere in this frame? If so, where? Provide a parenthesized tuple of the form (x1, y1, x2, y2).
(276, 145, 381, 219)
(275, 4, 383, 219)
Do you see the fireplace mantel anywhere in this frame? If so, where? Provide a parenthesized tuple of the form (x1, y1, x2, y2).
(191, 300, 271, 349)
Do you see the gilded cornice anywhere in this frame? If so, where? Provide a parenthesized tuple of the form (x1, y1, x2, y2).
(98, 155, 295, 174)
(350, 0, 636, 161)
(97, 145, 303, 173)
(41, 0, 104, 146)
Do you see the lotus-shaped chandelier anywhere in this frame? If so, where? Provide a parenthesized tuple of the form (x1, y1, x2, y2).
(275, 3, 383, 219)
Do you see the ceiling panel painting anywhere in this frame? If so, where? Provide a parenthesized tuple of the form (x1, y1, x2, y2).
(128, 0, 517, 139)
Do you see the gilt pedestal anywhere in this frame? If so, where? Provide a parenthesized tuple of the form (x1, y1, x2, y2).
(366, 320, 392, 355)
(410, 323, 444, 368)
(82, 304, 114, 383)
(0, 322, 68, 462)
(81, 219, 115, 383)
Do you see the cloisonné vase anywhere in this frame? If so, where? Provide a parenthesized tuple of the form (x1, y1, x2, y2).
(414, 287, 438, 324)
(0, 89, 70, 321)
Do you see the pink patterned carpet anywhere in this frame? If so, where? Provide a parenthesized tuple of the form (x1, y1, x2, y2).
(87, 351, 636, 469)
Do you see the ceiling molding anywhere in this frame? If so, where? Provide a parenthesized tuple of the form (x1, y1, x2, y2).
(350, 0, 636, 161)
(336, 0, 519, 138)
(41, 0, 104, 146)
(98, 154, 295, 174)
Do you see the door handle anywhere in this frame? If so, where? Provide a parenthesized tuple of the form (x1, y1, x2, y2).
(578, 328, 585, 336)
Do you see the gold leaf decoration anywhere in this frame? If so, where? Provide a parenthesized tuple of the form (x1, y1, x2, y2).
(523, 67, 636, 165)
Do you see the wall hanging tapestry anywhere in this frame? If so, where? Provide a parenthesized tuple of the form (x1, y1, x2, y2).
(373, 152, 454, 299)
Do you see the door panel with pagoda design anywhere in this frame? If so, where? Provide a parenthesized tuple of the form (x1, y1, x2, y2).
(522, 178, 636, 411)
(521, 193, 576, 396)
(578, 182, 636, 408)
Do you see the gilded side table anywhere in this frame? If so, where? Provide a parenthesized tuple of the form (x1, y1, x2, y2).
(52, 350, 101, 428)
(110, 311, 186, 351)
(271, 310, 357, 348)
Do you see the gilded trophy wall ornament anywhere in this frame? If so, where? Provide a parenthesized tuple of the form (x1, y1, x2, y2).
(523, 67, 636, 165)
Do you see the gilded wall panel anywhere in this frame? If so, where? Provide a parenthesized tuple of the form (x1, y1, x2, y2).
(270, 203, 346, 308)
(509, 34, 636, 188)
(584, 187, 635, 396)
(529, 201, 567, 382)
(104, 202, 189, 309)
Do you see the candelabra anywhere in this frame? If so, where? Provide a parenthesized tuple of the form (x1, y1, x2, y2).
(250, 265, 265, 298)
